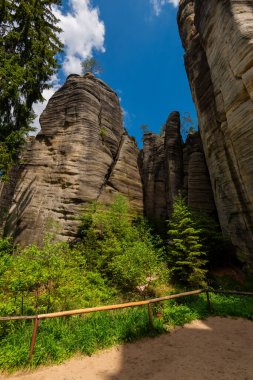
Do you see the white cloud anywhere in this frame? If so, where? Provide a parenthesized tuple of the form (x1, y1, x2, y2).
(150, 0, 179, 16)
(54, 0, 105, 75)
(32, 0, 105, 132)
(32, 82, 61, 134)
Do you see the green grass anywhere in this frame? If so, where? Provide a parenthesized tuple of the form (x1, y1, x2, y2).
(0, 292, 253, 372)
(0, 307, 163, 371)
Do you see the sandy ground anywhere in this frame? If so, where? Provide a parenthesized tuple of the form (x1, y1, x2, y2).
(1, 317, 253, 380)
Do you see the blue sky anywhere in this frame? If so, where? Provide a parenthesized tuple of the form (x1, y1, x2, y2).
(34, 0, 197, 146)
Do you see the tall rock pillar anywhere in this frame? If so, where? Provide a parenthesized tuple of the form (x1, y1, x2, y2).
(178, 0, 253, 268)
(164, 111, 183, 215)
(3, 74, 143, 246)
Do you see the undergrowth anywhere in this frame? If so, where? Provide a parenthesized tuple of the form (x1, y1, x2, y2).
(1, 293, 253, 372)
(0, 307, 163, 371)
(1, 196, 253, 372)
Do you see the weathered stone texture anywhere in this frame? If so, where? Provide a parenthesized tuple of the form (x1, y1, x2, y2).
(142, 132, 167, 221)
(164, 111, 183, 214)
(1, 73, 216, 247)
(178, 0, 253, 267)
(183, 133, 215, 213)
(98, 133, 143, 212)
(142, 112, 215, 221)
(4, 73, 143, 245)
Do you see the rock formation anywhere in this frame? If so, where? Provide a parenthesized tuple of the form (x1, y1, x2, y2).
(2, 73, 143, 246)
(142, 112, 183, 221)
(178, 0, 253, 268)
(183, 133, 215, 213)
(142, 132, 167, 221)
(0, 73, 215, 247)
(142, 111, 215, 221)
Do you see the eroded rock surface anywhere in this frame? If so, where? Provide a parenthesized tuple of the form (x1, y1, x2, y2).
(142, 112, 215, 221)
(178, 0, 253, 268)
(1, 74, 216, 246)
(142, 132, 166, 221)
(3, 74, 143, 245)
(183, 133, 215, 213)
(99, 134, 143, 211)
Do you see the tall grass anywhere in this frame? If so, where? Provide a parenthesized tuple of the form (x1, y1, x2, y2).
(1, 293, 253, 372)
(0, 307, 163, 371)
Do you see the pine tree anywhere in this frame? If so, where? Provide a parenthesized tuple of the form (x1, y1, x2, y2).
(0, 0, 63, 179)
(167, 194, 207, 287)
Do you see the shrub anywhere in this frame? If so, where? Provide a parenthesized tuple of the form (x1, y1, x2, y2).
(0, 237, 14, 256)
(0, 239, 115, 316)
(78, 196, 167, 291)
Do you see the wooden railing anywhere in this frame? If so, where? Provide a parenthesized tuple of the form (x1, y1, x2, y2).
(1, 288, 253, 360)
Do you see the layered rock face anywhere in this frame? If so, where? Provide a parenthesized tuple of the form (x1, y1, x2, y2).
(183, 133, 215, 213)
(142, 112, 183, 221)
(3, 73, 143, 245)
(1, 73, 215, 246)
(142, 112, 215, 221)
(178, 0, 253, 267)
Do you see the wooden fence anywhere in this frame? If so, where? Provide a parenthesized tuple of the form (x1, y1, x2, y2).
(1, 288, 253, 360)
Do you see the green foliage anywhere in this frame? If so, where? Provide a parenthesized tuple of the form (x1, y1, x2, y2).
(0, 197, 166, 318)
(0, 0, 63, 177)
(158, 292, 253, 329)
(1, 292, 253, 371)
(167, 194, 207, 287)
(81, 57, 102, 75)
(162, 302, 201, 326)
(78, 196, 167, 291)
(0, 237, 13, 257)
(207, 293, 253, 320)
(0, 307, 163, 371)
(2, 196, 252, 372)
(0, 238, 115, 317)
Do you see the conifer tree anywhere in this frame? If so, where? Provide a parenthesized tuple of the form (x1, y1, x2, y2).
(81, 57, 102, 75)
(167, 194, 207, 287)
(0, 0, 63, 179)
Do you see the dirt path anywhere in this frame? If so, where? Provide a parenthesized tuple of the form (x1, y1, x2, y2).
(1, 317, 253, 380)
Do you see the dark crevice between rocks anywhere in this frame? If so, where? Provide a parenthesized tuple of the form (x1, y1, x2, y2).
(96, 133, 126, 201)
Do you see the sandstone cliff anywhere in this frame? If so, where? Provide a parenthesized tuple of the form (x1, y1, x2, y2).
(3, 73, 143, 245)
(142, 111, 215, 221)
(1, 73, 216, 247)
(183, 133, 215, 213)
(178, 0, 253, 268)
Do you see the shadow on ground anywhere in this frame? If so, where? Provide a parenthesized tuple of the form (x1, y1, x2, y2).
(104, 317, 253, 380)
(2, 317, 253, 380)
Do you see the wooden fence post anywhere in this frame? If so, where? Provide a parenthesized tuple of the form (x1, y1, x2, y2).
(148, 303, 153, 327)
(29, 317, 40, 360)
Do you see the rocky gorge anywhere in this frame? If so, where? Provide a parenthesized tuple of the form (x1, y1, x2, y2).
(0, 0, 253, 270)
